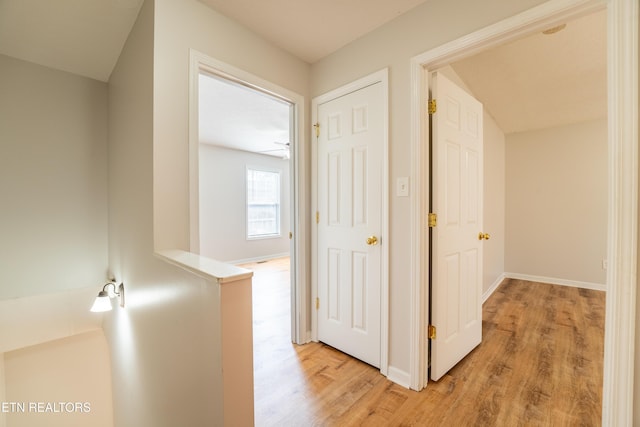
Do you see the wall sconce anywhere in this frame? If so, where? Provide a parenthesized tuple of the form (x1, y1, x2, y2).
(90, 282, 125, 312)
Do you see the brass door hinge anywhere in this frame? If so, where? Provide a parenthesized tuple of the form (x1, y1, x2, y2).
(316, 297, 320, 310)
(313, 122, 320, 138)
(428, 324, 436, 340)
(428, 99, 437, 115)
(428, 212, 437, 228)
(316, 211, 320, 224)
(289, 231, 293, 240)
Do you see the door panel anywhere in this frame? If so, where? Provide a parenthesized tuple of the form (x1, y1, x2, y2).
(317, 82, 383, 368)
(431, 72, 484, 381)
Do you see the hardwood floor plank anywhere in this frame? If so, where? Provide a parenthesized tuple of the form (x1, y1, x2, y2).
(247, 262, 605, 427)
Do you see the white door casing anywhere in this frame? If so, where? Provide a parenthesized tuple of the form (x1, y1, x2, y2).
(408, 1, 636, 423)
(187, 50, 308, 345)
(430, 72, 484, 381)
(314, 75, 387, 369)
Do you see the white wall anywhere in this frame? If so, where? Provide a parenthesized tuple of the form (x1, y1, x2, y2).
(3, 330, 113, 427)
(145, 4, 310, 420)
(199, 145, 290, 263)
(106, 0, 225, 425)
(153, 0, 310, 253)
(0, 54, 108, 300)
(309, 0, 547, 375)
(505, 118, 607, 286)
(104, 0, 272, 427)
(0, 287, 102, 355)
(0, 45, 110, 427)
(483, 110, 506, 294)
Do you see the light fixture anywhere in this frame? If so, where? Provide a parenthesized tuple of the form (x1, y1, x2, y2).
(90, 281, 125, 312)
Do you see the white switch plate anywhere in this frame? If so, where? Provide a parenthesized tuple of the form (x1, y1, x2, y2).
(397, 177, 409, 197)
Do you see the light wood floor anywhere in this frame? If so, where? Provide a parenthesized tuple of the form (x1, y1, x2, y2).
(243, 258, 605, 426)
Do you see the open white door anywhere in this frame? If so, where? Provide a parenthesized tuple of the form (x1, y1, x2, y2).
(316, 81, 384, 368)
(430, 72, 484, 381)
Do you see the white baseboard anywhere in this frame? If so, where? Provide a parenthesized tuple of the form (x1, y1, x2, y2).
(483, 273, 506, 304)
(227, 252, 290, 265)
(301, 330, 312, 345)
(504, 272, 606, 292)
(386, 366, 411, 389)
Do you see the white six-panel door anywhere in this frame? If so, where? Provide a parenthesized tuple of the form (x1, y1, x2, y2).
(316, 82, 383, 368)
(430, 72, 484, 381)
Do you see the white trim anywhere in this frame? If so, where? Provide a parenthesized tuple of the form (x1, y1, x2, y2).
(225, 252, 291, 266)
(603, 0, 638, 425)
(483, 273, 506, 303)
(386, 366, 411, 390)
(410, 0, 637, 422)
(411, 0, 603, 71)
(311, 68, 390, 377)
(409, 44, 429, 391)
(504, 273, 606, 293)
(187, 49, 308, 344)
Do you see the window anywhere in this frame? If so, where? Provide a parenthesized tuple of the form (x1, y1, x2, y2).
(247, 168, 281, 239)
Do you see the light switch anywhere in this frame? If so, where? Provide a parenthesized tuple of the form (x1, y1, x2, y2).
(397, 177, 409, 197)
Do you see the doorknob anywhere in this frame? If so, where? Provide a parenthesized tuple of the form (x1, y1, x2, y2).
(366, 235, 379, 246)
(478, 232, 490, 241)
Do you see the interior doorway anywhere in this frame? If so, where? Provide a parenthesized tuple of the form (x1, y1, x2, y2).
(311, 68, 390, 377)
(410, 0, 637, 424)
(188, 50, 307, 345)
(197, 71, 293, 263)
(426, 8, 607, 381)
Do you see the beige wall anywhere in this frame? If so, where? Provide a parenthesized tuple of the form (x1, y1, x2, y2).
(0, 55, 108, 300)
(199, 145, 291, 263)
(0, 0, 636, 424)
(148, 7, 310, 421)
(105, 0, 282, 424)
(0, 355, 5, 427)
(3, 330, 113, 427)
(0, 42, 110, 427)
(483, 111, 506, 293)
(107, 0, 226, 422)
(153, 0, 310, 253)
(505, 118, 607, 286)
(310, 0, 545, 374)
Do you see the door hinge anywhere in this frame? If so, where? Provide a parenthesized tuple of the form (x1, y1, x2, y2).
(428, 99, 437, 115)
(289, 231, 293, 240)
(428, 212, 437, 228)
(316, 297, 320, 310)
(313, 122, 320, 138)
(316, 211, 320, 224)
(428, 324, 436, 340)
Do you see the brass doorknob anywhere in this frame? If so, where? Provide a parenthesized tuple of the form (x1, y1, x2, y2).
(478, 232, 491, 241)
(366, 235, 379, 246)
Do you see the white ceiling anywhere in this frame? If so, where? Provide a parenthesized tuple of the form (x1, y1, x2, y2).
(197, 0, 431, 64)
(199, 73, 291, 158)
(449, 9, 607, 134)
(0, 1, 607, 143)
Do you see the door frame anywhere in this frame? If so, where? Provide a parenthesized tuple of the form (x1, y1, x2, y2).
(409, 0, 638, 424)
(311, 68, 390, 375)
(188, 49, 308, 344)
